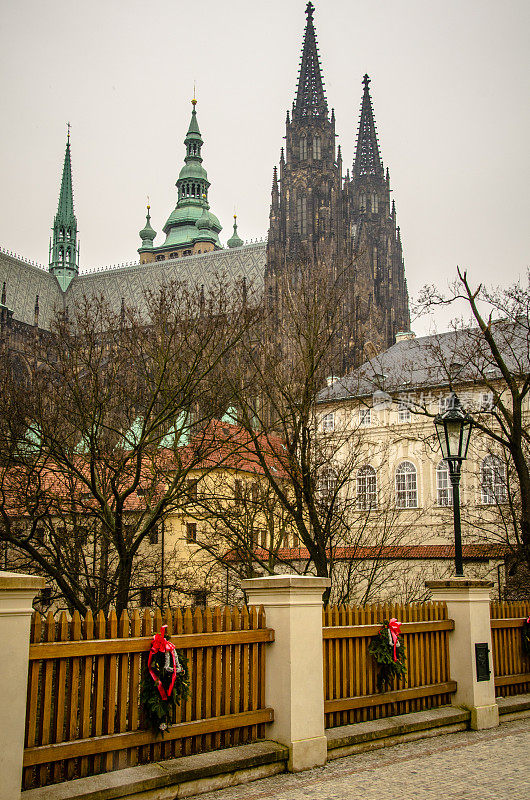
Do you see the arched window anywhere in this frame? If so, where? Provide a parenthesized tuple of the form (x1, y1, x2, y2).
(359, 193, 366, 212)
(297, 197, 307, 235)
(371, 193, 378, 213)
(395, 461, 418, 508)
(300, 137, 307, 160)
(313, 136, 321, 160)
(436, 461, 452, 506)
(59, 247, 64, 263)
(357, 465, 377, 509)
(481, 455, 508, 504)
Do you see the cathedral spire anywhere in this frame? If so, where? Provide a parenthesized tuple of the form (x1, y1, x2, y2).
(49, 125, 79, 291)
(293, 2, 328, 121)
(353, 75, 383, 178)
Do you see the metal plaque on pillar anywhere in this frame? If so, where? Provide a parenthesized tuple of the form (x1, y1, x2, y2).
(475, 643, 491, 681)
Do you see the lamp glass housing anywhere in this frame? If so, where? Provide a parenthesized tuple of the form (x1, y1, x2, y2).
(434, 394, 473, 462)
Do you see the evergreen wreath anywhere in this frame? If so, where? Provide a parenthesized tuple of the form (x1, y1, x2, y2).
(522, 616, 530, 658)
(368, 618, 407, 692)
(140, 626, 189, 734)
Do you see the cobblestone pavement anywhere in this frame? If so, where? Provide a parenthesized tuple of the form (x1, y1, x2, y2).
(199, 717, 530, 800)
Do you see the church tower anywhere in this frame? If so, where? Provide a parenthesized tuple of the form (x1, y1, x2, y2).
(139, 99, 222, 263)
(49, 126, 79, 291)
(267, 1, 341, 275)
(267, 2, 410, 373)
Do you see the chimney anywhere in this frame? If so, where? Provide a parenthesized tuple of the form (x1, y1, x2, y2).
(395, 330, 416, 343)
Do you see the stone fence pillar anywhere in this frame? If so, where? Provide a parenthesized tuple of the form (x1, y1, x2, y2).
(0, 572, 45, 800)
(426, 578, 499, 730)
(242, 574, 330, 772)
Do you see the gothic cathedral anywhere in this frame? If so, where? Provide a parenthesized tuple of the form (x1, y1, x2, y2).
(266, 3, 410, 372)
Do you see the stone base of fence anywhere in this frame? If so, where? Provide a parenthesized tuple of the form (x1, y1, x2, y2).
(0, 572, 45, 800)
(242, 575, 331, 772)
(426, 579, 499, 730)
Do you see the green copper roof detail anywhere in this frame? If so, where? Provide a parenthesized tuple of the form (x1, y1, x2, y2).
(138, 204, 157, 251)
(160, 100, 222, 250)
(227, 215, 244, 248)
(49, 126, 79, 291)
(186, 100, 202, 140)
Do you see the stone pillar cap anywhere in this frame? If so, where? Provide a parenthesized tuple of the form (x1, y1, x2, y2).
(426, 579, 494, 590)
(242, 575, 331, 591)
(0, 571, 46, 590)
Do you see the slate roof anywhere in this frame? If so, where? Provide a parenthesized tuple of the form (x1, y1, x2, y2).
(318, 325, 530, 403)
(0, 242, 267, 330)
(0, 252, 63, 328)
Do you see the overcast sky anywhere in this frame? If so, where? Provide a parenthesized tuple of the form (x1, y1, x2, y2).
(1, 0, 528, 334)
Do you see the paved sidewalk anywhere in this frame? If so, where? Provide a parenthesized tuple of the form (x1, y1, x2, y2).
(198, 717, 530, 800)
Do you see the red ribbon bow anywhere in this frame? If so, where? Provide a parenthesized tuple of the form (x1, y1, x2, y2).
(388, 618, 401, 662)
(148, 625, 177, 701)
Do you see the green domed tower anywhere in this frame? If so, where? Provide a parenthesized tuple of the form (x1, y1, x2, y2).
(140, 99, 222, 263)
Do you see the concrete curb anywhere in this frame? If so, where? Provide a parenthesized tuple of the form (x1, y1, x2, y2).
(21, 742, 288, 800)
(326, 706, 470, 760)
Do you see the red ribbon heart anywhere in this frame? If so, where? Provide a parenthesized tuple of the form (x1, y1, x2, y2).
(388, 618, 401, 662)
(148, 625, 177, 700)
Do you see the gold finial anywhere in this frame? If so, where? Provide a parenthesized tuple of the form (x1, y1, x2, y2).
(147, 195, 150, 212)
(192, 82, 197, 106)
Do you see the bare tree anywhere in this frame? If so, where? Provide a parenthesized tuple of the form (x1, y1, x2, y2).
(0, 280, 253, 615)
(415, 268, 530, 583)
(200, 264, 420, 603)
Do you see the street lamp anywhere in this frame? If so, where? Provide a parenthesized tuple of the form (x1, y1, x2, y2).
(434, 392, 473, 577)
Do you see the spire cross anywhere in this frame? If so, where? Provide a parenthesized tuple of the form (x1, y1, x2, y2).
(67, 122, 71, 142)
(306, 2, 314, 18)
(363, 74, 370, 89)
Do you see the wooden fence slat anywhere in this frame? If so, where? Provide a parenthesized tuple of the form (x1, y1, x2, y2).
(23, 708, 275, 766)
(29, 628, 275, 659)
(23, 612, 42, 790)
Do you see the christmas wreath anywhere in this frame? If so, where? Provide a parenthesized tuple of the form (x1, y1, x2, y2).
(522, 616, 530, 658)
(368, 618, 407, 692)
(140, 625, 189, 733)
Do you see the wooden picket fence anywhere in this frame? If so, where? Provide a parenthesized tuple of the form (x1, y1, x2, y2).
(323, 602, 455, 729)
(490, 601, 530, 697)
(23, 606, 273, 790)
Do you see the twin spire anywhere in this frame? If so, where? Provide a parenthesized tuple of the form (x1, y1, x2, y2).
(353, 74, 383, 178)
(293, 2, 328, 120)
(292, 4, 383, 178)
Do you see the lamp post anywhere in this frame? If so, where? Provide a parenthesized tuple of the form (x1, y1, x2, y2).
(434, 392, 473, 577)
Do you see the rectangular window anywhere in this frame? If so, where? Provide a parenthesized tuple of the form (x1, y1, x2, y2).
(149, 527, 159, 545)
(192, 589, 207, 607)
(186, 522, 197, 543)
(479, 392, 494, 411)
(398, 403, 411, 424)
(438, 396, 452, 414)
(140, 587, 153, 607)
(436, 464, 453, 506)
(359, 408, 371, 427)
(186, 480, 198, 500)
(321, 412, 335, 432)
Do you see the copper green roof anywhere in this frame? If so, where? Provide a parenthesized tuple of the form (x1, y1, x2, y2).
(227, 215, 244, 248)
(138, 205, 156, 251)
(158, 100, 222, 250)
(49, 128, 79, 291)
